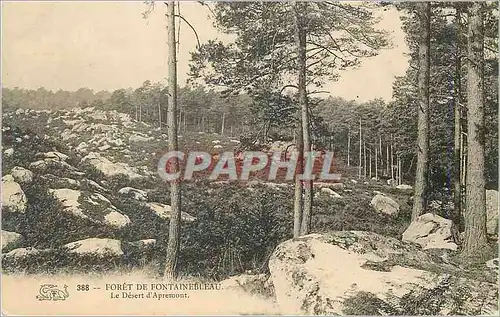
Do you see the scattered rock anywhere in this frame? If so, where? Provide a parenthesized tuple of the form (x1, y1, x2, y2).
(10, 166, 34, 184)
(42, 174, 81, 189)
(49, 188, 87, 219)
(486, 258, 498, 270)
(81, 152, 143, 179)
(402, 213, 458, 251)
(36, 151, 69, 161)
(64, 238, 123, 257)
(1, 230, 24, 252)
(145, 202, 196, 222)
(320, 187, 342, 198)
(370, 194, 399, 216)
(396, 184, 413, 190)
(118, 187, 148, 201)
(98, 144, 111, 151)
(4, 148, 14, 157)
(3, 247, 40, 260)
(104, 211, 131, 228)
(1, 175, 27, 213)
(129, 134, 153, 143)
(330, 182, 345, 190)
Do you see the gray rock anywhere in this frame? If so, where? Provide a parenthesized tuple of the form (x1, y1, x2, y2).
(402, 213, 458, 251)
(145, 202, 196, 222)
(370, 194, 400, 215)
(1, 230, 24, 252)
(1, 175, 27, 213)
(118, 187, 148, 201)
(64, 238, 123, 257)
(10, 166, 34, 184)
(396, 184, 413, 190)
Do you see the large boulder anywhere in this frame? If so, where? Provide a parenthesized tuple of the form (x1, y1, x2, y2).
(49, 188, 131, 228)
(1, 175, 27, 213)
(145, 202, 196, 222)
(3, 247, 40, 260)
(1, 230, 24, 252)
(402, 213, 458, 251)
(10, 166, 34, 184)
(396, 184, 413, 191)
(118, 187, 148, 201)
(269, 231, 498, 315)
(35, 151, 69, 161)
(81, 152, 143, 179)
(486, 190, 498, 235)
(64, 238, 123, 257)
(370, 194, 400, 216)
(319, 187, 342, 198)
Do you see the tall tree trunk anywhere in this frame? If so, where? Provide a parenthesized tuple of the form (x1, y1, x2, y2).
(158, 101, 162, 128)
(390, 137, 394, 182)
(183, 112, 187, 132)
(293, 122, 304, 239)
(398, 156, 402, 185)
(379, 134, 383, 176)
(363, 141, 367, 178)
(296, 2, 312, 236)
(386, 144, 390, 177)
(358, 119, 362, 179)
(462, 2, 488, 256)
(347, 128, 351, 167)
(164, 1, 181, 280)
(461, 133, 467, 187)
(369, 148, 372, 178)
(375, 146, 378, 180)
(221, 112, 225, 135)
(412, 2, 431, 221)
(453, 5, 463, 229)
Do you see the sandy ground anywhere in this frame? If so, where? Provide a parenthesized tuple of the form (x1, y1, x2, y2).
(2, 272, 280, 315)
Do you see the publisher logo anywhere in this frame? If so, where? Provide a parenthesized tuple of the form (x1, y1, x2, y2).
(36, 284, 69, 301)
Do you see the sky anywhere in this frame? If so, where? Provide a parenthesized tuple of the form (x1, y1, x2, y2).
(1, 1, 409, 102)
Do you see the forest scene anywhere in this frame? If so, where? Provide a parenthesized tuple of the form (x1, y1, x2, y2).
(1, 1, 498, 315)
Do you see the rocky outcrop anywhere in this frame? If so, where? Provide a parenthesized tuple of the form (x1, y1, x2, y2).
(402, 213, 458, 251)
(118, 187, 148, 201)
(1, 230, 24, 252)
(319, 187, 342, 198)
(49, 188, 131, 228)
(64, 238, 124, 256)
(370, 194, 400, 216)
(395, 184, 412, 190)
(10, 166, 34, 184)
(1, 175, 27, 213)
(81, 152, 143, 179)
(145, 202, 196, 222)
(269, 231, 498, 315)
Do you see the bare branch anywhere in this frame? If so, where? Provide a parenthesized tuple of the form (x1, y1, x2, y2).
(174, 14, 201, 49)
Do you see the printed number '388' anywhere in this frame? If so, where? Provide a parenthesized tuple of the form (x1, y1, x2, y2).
(77, 284, 89, 291)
